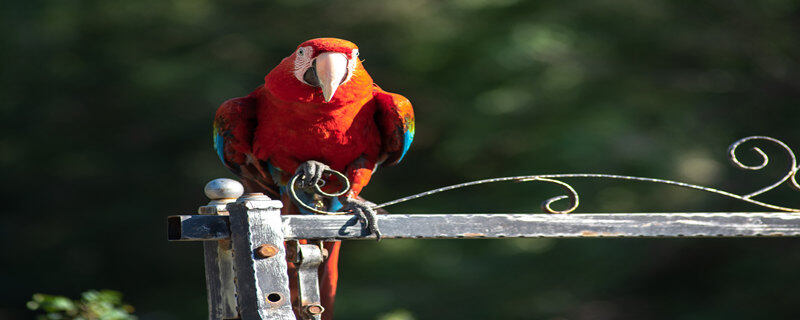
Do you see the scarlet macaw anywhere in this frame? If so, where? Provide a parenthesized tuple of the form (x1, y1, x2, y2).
(213, 38, 414, 319)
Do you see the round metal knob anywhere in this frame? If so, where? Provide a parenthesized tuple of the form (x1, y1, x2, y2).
(204, 178, 244, 200)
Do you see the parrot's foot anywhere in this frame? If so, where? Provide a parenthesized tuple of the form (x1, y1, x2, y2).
(343, 198, 381, 241)
(295, 160, 330, 189)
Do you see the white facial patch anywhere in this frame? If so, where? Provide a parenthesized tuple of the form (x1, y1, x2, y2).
(292, 46, 360, 87)
(293, 46, 314, 85)
(343, 48, 359, 84)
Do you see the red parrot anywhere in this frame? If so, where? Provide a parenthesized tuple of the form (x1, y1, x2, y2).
(212, 38, 414, 319)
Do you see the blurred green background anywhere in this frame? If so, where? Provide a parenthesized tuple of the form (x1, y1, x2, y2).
(3, 0, 800, 319)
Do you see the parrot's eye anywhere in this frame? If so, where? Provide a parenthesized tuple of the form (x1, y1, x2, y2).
(296, 46, 312, 57)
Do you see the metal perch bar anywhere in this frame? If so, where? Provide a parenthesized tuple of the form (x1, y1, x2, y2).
(168, 134, 800, 320)
(169, 212, 800, 241)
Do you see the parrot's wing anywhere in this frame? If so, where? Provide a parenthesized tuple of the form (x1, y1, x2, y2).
(214, 96, 255, 172)
(373, 85, 415, 166)
(213, 94, 279, 196)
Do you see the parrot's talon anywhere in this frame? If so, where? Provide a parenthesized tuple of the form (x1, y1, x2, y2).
(295, 160, 330, 190)
(343, 198, 381, 241)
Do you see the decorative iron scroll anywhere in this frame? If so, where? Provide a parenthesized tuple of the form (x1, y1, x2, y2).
(290, 136, 800, 214)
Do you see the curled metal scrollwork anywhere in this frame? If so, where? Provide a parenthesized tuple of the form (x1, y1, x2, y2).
(525, 177, 579, 214)
(290, 136, 800, 215)
(728, 136, 800, 198)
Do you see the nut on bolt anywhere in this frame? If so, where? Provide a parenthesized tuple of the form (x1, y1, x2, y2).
(255, 244, 280, 258)
(305, 304, 324, 315)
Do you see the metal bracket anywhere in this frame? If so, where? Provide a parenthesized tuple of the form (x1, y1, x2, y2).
(227, 193, 295, 320)
(287, 241, 326, 320)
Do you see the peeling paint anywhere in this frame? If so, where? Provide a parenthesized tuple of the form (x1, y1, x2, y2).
(579, 231, 624, 237)
(462, 233, 486, 237)
(169, 213, 800, 241)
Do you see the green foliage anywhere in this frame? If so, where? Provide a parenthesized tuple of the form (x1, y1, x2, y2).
(27, 290, 136, 320)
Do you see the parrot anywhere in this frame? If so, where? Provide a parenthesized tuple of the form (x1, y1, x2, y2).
(212, 38, 414, 319)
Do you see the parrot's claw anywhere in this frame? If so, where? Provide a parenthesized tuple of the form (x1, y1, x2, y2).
(343, 198, 381, 241)
(295, 160, 330, 189)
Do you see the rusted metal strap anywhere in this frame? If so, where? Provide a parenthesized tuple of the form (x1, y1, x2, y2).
(169, 212, 800, 241)
(286, 241, 326, 320)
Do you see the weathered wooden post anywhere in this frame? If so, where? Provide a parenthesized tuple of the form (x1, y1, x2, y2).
(199, 179, 242, 320)
(227, 192, 296, 319)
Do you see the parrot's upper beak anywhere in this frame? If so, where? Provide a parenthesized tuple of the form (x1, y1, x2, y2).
(314, 52, 349, 102)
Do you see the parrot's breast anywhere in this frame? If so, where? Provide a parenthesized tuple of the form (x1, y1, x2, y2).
(252, 97, 381, 174)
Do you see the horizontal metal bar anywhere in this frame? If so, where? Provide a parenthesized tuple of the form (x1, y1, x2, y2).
(169, 212, 800, 240)
(168, 215, 231, 241)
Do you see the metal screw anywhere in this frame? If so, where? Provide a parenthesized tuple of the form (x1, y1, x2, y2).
(305, 304, 324, 315)
(255, 244, 279, 258)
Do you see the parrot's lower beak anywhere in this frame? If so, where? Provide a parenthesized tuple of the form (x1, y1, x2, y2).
(314, 52, 349, 102)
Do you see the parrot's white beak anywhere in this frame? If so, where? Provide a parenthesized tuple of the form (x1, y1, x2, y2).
(315, 52, 349, 102)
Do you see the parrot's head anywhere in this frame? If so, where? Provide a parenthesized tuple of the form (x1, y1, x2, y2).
(265, 38, 373, 105)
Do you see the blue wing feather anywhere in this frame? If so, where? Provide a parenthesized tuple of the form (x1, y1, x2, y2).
(213, 125, 227, 167)
(373, 88, 415, 166)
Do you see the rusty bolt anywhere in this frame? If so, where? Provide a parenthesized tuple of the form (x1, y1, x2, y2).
(255, 244, 279, 258)
(305, 304, 324, 315)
